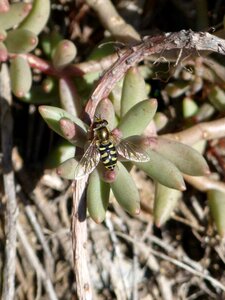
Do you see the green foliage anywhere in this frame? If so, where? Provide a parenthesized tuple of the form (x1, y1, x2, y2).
(5, 29, 38, 53)
(10, 56, 32, 97)
(208, 190, 225, 237)
(40, 89, 208, 223)
(1, 2, 217, 229)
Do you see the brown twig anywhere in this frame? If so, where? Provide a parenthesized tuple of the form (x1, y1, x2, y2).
(117, 232, 225, 292)
(85, 30, 225, 119)
(0, 64, 17, 300)
(163, 118, 225, 145)
(71, 179, 92, 299)
(17, 222, 58, 300)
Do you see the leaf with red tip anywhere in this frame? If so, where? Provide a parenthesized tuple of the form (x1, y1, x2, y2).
(10, 56, 32, 97)
(118, 98, 158, 138)
(0, 3, 32, 30)
(18, 0, 50, 35)
(5, 29, 38, 53)
(121, 67, 147, 117)
(38, 106, 87, 139)
(110, 162, 140, 215)
(154, 183, 181, 227)
(135, 150, 186, 191)
(59, 117, 87, 147)
(52, 40, 77, 69)
(155, 138, 210, 176)
(0, 42, 8, 62)
(56, 157, 78, 180)
(208, 189, 225, 237)
(45, 140, 75, 169)
(87, 169, 110, 223)
(95, 98, 116, 130)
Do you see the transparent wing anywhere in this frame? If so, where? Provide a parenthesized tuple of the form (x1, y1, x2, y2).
(74, 139, 100, 179)
(116, 139, 150, 162)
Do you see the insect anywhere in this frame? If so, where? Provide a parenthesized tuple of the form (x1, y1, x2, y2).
(74, 117, 150, 179)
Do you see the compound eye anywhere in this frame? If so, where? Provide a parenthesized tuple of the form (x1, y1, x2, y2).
(103, 120, 108, 126)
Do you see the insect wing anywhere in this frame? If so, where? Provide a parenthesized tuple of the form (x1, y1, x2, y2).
(74, 140, 100, 179)
(117, 139, 149, 162)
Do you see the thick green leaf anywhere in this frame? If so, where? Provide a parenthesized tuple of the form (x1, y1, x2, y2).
(59, 117, 87, 147)
(182, 97, 198, 118)
(0, 41, 7, 61)
(22, 85, 56, 104)
(154, 112, 168, 131)
(118, 98, 157, 138)
(5, 29, 38, 53)
(59, 78, 81, 117)
(45, 140, 75, 169)
(0, 3, 31, 30)
(135, 150, 186, 191)
(154, 183, 181, 226)
(165, 81, 190, 98)
(109, 79, 123, 117)
(208, 86, 225, 112)
(0, 29, 7, 41)
(110, 161, 140, 215)
(208, 189, 225, 237)
(121, 67, 147, 117)
(10, 56, 32, 97)
(95, 98, 116, 130)
(18, 0, 50, 35)
(38, 106, 88, 139)
(56, 157, 78, 180)
(87, 170, 110, 223)
(155, 138, 210, 176)
(52, 40, 77, 69)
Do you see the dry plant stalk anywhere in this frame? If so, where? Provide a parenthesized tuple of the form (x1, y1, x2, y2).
(0, 64, 17, 300)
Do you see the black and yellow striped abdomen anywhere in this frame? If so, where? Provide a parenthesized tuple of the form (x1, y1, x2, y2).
(98, 141, 117, 170)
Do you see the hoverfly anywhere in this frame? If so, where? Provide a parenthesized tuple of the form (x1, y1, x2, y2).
(74, 117, 149, 179)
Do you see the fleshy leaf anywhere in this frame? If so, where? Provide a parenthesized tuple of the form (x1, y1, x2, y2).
(10, 56, 32, 97)
(121, 67, 147, 117)
(0, 3, 32, 30)
(208, 189, 225, 237)
(118, 98, 158, 138)
(154, 112, 168, 131)
(154, 183, 181, 227)
(38, 106, 88, 138)
(52, 40, 77, 69)
(165, 81, 190, 98)
(182, 97, 198, 118)
(135, 150, 186, 191)
(45, 140, 75, 169)
(18, 0, 50, 35)
(154, 138, 210, 176)
(0, 42, 8, 61)
(5, 29, 38, 53)
(56, 157, 78, 180)
(87, 169, 110, 223)
(109, 79, 123, 116)
(0, 29, 7, 41)
(110, 161, 140, 215)
(59, 117, 87, 147)
(208, 86, 225, 112)
(22, 85, 56, 104)
(194, 103, 215, 122)
(95, 98, 116, 130)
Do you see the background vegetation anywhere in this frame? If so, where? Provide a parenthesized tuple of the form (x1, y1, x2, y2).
(1, 0, 225, 299)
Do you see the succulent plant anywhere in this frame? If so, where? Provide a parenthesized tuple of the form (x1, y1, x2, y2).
(39, 67, 209, 224)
